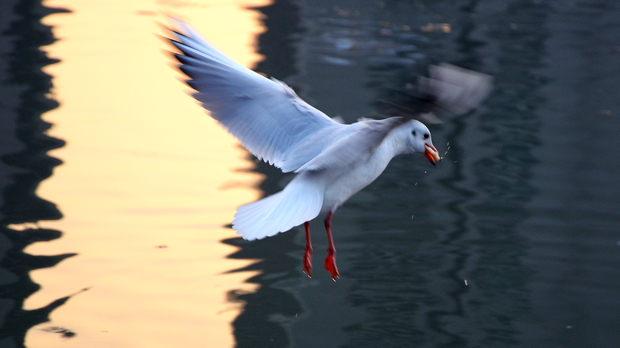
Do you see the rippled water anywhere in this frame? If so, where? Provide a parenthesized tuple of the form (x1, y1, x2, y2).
(1, 0, 620, 347)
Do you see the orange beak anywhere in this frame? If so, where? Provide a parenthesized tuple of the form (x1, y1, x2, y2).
(424, 144, 441, 166)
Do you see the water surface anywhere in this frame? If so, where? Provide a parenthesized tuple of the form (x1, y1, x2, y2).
(1, 0, 619, 348)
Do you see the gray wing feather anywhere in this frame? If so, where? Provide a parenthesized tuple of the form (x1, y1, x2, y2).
(167, 19, 344, 172)
(420, 63, 493, 115)
(296, 117, 405, 172)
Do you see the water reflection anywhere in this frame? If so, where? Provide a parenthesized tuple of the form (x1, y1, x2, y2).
(225, 1, 620, 348)
(3, 0, 618, 347)
(0, 1, 73, 347)
(459, 2, 547, 346)
(223, 2, 306, 347)
(21, 1, 265, 347)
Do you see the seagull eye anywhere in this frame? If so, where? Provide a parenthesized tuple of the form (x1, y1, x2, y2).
(412, 131, 417, 136)
(423, 133, 429, 139)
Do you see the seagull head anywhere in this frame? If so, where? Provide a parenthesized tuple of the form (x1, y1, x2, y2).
(407, 120, 441, 166)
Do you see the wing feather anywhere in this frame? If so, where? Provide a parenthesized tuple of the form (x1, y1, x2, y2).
(296, 117, 405, 172)
(166, 18, 345, 172)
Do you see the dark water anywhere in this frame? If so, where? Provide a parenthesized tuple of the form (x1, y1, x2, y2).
(226, 1, 620, 348)
(1, 0, 620, 347)
(0, 1, 74, 347)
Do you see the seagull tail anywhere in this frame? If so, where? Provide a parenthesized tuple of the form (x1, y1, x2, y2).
(232, 174, 323, 241)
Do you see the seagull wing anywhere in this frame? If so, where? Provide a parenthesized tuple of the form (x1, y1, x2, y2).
(166, 19, 345, 173)
(421, 63, 494, 115)
(296, 117, 405, 172)
(380, 63, 493, 124)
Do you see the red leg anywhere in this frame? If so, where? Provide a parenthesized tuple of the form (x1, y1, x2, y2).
(303, 221, 313, 278)
(323, 211, 340, 281)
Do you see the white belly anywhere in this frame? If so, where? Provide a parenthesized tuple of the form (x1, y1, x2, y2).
(320, 146, 394, 212)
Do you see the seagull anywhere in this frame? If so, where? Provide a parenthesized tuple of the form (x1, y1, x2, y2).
(165, 18, 492, 280)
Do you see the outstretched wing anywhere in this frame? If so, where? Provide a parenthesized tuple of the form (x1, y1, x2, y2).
(165, 18, 345, 173)
(379, 63, 493, 124)
(419, 63, 493, 116)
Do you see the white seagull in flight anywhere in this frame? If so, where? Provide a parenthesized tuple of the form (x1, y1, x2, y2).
(165, 18, 492, 280)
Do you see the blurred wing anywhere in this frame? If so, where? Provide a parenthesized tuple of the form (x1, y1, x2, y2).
(296, 117, 405, 172)
(166, 18, 344, 172)
(418, 63, 493, 117)
(381, 63, 493, 124)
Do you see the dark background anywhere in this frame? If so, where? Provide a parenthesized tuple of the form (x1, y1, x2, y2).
(0, 0, 74, 347)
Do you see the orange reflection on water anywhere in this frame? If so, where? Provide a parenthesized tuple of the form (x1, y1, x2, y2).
(24, 1, 271, 347)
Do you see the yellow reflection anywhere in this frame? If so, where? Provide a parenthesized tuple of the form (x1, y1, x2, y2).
(25, 1, 271, 347)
